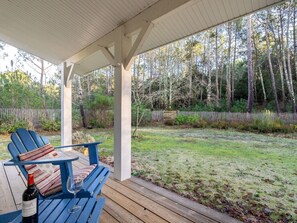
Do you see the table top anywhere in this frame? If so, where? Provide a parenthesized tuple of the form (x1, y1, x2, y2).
(3, 197, 105, 223)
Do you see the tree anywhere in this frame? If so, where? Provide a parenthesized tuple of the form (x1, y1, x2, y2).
(265, 11, 280, 113)
(247, 15, 254, 113)
(226, 22, 232, 112)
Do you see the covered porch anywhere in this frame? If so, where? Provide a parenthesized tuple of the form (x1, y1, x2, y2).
(0, 0, 284, 181)
(0, 0, 286, 222)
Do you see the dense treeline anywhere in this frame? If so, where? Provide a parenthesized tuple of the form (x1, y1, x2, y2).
(0, 71, 60, 109)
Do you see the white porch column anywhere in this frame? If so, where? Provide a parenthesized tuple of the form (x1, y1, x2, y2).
(113, 27, 132, 181)
(61, 63, 72, 146)
(114, 65, 131, 181)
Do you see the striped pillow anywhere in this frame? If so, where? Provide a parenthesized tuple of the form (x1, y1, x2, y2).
(19, 144, 96, 197)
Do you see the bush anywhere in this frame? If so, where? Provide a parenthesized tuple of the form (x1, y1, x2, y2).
(88, 110, 113, 128)
(175, 115, 200, 125)
(210, 121, 229, 130)
(192, 119, 208, 128)
(72, 109, 81, 128)
(132, 104, 152, 126)
(191, 114, 296, 133)
(0, 115, 29, 134)
(164, 119, 175, 126)
(39, 118, 60, 131)
(85, 93, 114, 128)
(192, 102, 216, 112)
(72, 131, 95, 155)
(231, 99, 247, 112)
(85, 94, 113, 110)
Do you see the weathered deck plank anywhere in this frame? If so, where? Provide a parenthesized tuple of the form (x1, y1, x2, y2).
(0, 162, 17, 213)
(100, 209, 120, 223)
(0, 150, 241, 223)
(4, 165, 26, 209)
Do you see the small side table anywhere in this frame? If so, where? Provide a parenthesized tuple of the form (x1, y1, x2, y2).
(1, 197, 105, 223)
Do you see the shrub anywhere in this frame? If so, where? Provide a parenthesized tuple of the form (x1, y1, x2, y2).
(85, 93, 114, 128)
(85, 94, 113, 110)
(175, 115, 200, 125)
(88, 110, 113, 128)
(164, 119, 175, 126)
(72, 131, 95, 155)
(192, 102, 216, 112)
(132, 104, 152, 126)
(192, 115, 296, 134)
(231, 99, 247, 112)
(72, 109, 81, 128)
(0, 115, 29, 134)
(192, 119, 208, 128)
(39, 118, 60, 131)
(210, 121, 229, 130)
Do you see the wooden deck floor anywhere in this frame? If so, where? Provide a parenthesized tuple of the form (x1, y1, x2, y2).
(0, 150, 241, 223)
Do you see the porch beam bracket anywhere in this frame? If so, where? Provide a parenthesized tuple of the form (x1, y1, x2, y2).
(65, 0, 191, 66)
(124, 22, 153, 70)
(63, 62, 75, 87)
(100, 46, 116, 66)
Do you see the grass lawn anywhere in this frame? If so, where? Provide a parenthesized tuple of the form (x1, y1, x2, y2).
(0, 127, 296, 222)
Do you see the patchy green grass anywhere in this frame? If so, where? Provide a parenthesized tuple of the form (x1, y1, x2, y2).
(94, 128, 297, 222)
(0, 128, 296, 222)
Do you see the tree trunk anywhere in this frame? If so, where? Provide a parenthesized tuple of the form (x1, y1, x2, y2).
(215, 28, 220, 107)
(226, 22, 232, 112)
(277, 57, 286, 111)
(40, 59, 49, 119)
(105, 67, 110, 95)
(294, 0, 297, 80)
(149, 53, 154, 109)
(232, 25, 237, 105)
(207, 32, 212, 105)
(265, 12, 280, 113)
(258, 67, 267, 105)
(78, 76, 86, 128)
(189, 36, 194, 107)
(286, 1, 296, 112)
(87, 76, 91, 98)
(247, 15, 254, 113)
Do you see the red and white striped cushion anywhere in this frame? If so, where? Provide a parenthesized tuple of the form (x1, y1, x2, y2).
(19, 144, 96, 196)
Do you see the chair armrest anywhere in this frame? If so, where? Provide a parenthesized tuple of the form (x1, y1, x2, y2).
(4, 157, 78, 195)
(4, 156, 79, 166)
(54, 141, 102, 149)
(55, 142, 102, 165)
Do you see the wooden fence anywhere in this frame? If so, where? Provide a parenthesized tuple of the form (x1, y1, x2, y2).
(2, 109, 297, 126)
(152, 111, 297, 124)
(0, 108, 60, 126)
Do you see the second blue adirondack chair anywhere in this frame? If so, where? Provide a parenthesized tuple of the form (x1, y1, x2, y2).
(4, 128, 110, 199)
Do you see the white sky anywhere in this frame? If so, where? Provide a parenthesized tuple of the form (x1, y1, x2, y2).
(0, 44, 17, 71)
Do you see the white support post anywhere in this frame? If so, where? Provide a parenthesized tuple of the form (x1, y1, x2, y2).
(61, 63, 72, 146)
(113, 27, 132, 181)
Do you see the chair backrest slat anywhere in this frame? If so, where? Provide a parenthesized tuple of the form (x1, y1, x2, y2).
(11, 133, 27, 153)
(29, 130, 45, 147)
(16, 128, 38, 151)
(41, 136, 50, 145)
(8, 143, 20, 161)
(8, 143, 28, 179)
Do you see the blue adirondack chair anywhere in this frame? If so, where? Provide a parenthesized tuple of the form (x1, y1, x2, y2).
(4, 128, 110, 199)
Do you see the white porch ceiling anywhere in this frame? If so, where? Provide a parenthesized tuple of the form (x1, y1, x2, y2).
(0, 0, 285, 73)
(0, 0, 159, 64)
